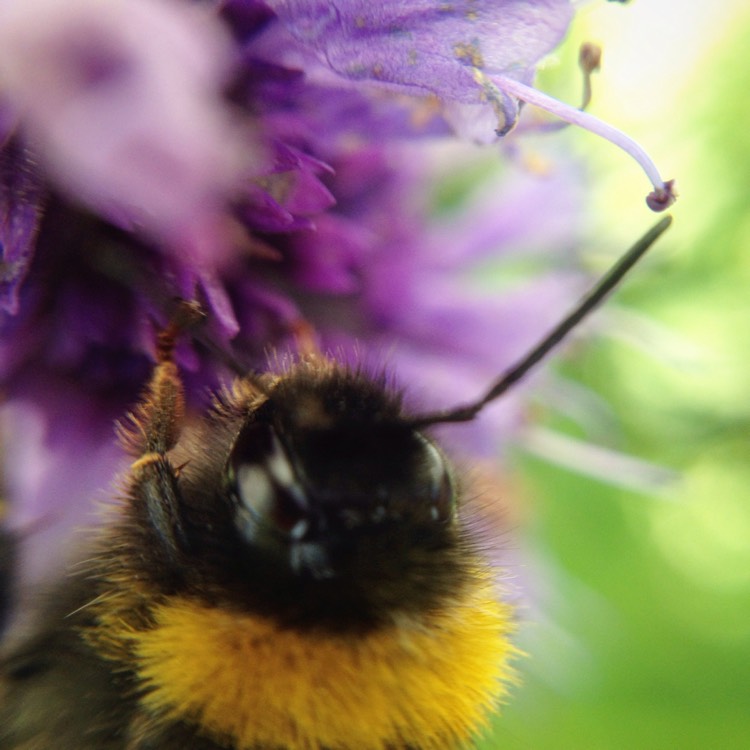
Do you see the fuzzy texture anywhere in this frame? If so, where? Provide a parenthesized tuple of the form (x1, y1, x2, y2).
(0, 3, 591, 746)
(1, 345, 517, 749)
(0, 1, 585, 607)
(130, 579, 514, 750)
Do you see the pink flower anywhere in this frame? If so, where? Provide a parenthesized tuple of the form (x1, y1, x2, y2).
(0, 0, 255, 258)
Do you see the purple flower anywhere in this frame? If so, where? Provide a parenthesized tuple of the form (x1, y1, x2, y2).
(0, 0, 255, 260)
(0, 0, 669, 603)
(258, 0, 673, 205)
(263, 0, 572, 129)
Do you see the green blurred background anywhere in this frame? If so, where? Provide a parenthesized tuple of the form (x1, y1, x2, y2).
(480, 1, 750, 748)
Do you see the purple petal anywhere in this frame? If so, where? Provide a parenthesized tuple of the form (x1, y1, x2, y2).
(286, 214, 373, 293)
(230, 279, 304, 359)
(265, 1, 572, 128)
(0, 0, 255, 250)
(265, 142, 336, 216)
(198, 269, 241, 339)
(423, 160, 587, 267)
(220, 0, 276, 42)
(242, 185, 315, 232)
(0, 101, 17, 145)
(2, 384, 126, 593)
(0, 141, 46, 315)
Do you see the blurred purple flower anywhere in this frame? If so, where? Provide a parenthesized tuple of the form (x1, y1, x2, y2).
(0, 0, 654, 608)
(0, 0, 255, 261)
(0, 143, 45, 315)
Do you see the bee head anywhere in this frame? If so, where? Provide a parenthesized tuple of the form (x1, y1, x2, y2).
(226, 368, 455, 581)
(103, 218, 671, 631)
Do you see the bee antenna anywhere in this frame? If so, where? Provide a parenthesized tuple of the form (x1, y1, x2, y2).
(409, 215, 673, 428)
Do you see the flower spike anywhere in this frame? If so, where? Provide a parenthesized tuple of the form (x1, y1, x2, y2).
(578, 42, 602, 111)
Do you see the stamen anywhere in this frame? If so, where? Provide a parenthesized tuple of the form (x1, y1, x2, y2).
(526, 42, 600, 134)
(578, 42, 602, 111)
(473, 68, 676, 212)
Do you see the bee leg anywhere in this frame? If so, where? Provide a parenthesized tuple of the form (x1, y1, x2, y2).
(118, 301, 204, 457)
(117, 302, 205, 563)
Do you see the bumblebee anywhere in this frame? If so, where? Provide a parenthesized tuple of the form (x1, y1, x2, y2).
(0, 218, 671, 750)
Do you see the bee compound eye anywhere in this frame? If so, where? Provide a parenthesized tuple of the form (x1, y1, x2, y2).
(418, 436, 456, 523)
(228, 423, 310, 542)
